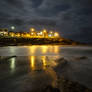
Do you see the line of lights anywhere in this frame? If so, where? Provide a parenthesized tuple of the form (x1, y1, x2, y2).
(0, 27, 60, 38)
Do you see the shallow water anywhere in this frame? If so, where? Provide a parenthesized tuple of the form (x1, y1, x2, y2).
(0, 56, 59, 92)
(0, 45, 92, 56)
(0, 45, 92, 92)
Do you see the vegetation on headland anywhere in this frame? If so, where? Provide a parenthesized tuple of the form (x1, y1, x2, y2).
(0, 37, 82, 46)
(0, 28, 88, 46)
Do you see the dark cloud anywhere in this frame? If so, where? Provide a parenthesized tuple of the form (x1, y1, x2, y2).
(9, 19, 24, 26)
(31, 0, 43, 8)
(0, 0, 92, 43)
(28, 19, 56, 26)
(6, 0, 23, 8)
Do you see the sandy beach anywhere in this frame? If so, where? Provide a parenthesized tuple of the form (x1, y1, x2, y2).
(0, 45, 92, 92)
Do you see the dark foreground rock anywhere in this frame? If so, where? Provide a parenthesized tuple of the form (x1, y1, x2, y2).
(43, 85, 60, 92)
(74, 56, 88, 60)
(57, 77, 92, 92)
(26, 78, 92, 92)
(54, 58, 68, 73)
(25, 85, 60, 92)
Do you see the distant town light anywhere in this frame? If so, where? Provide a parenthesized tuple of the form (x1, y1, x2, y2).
(50, 31, 53, 34)
(37, 33, 40, 35)
(48, 34, 52, 37)
(31, 33, 34, 35)
(54, 32, 59, 37)
(2, 27, 60, 38)
(40, 32, 43, 35)
(11, 26, 15, 30)
(43, 29, 47, 33)
(30, 28, 35, 32)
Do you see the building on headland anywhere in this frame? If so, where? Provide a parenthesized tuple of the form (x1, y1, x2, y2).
(8, 31, 15, 37)
(0, 28, 8, 36)
(0, 28, 60, 38)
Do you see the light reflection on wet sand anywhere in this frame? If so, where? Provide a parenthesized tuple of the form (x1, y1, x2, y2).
(0, 56, 60, 92)
(0, 46, 92, 92)
(10, 58, 16, 73)
(29, 56, 35, 70)
(28, 45, 60, 55)
(3, 45, 60, 56)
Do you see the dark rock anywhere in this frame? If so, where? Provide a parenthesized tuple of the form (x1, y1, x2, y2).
(54, 58, 68, 71)
(43, 85, 60, 92)
(35, 69, 43, 72)
(57, 77, 92, 92)
(56, 57, 65, 62)
(75, 56, 88, 60)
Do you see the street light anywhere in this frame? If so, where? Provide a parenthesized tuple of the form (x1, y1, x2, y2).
(31, 33, 34, 35)
(40, 32, 43, 35)
(11, 26, 15, 30)
(54, 32, 59, 37)
(30, 28, 35, 32)
(43, 29, 47, 33)
(50, 31, 53, 34)
(48, 34, 52, 37)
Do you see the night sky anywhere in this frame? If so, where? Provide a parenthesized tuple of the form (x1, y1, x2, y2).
(0, 0, 92, 43)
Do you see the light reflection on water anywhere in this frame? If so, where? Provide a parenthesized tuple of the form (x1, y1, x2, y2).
(28, 56, 58, 87)
(0, 45, 60, 56)
(29, 56, 49, 71)
(28, 56, 59, 71)
(10, 58, 16, 73)
(41, 46, 48, 54)
(54, 46, 59, 53)
(0, 45, 92, 92)
(0, 45, 92, 56)
(29, 56, 35, 70)
(28, 45, 59, 55)
(0, 56, 60, 92)
(8, 55, 60, 74)
(42, 56, 47, 69)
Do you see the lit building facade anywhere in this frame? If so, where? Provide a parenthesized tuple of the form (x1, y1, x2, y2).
(0, 28, 8, 36)
(0, 28, 60, 38)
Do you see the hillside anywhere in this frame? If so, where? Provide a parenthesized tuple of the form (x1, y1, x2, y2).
(0, 37, 83, 46)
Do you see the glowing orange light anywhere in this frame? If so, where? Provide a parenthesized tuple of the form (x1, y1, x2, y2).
(50, 31, 53, 34)
(29, 56, 35, 70)
(43, 29, 47, 33)
(54, 32, 59, 37)
(30, 28, 35, 32)
(31, 33, 34, 35)
(29, 46, 37, 54)
(54, 46, 59, 53)
(48, 34, 52, 37)
(42, 56, 46, 69)
(40, 32, 43, 35)
(42, 46, 48, 53)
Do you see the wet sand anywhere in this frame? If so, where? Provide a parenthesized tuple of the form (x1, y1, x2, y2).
(54, 56, 92, 92)
(0, 56, 58, 92)
(0, 55, 92, 92)
(0, 46, 92, 92)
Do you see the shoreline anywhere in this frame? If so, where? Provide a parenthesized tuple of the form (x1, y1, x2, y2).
(0, 44, 91, 48)
(0, 37, 86, 47)
(54, 56, 92, 90)
(0, 56, 92, 92)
